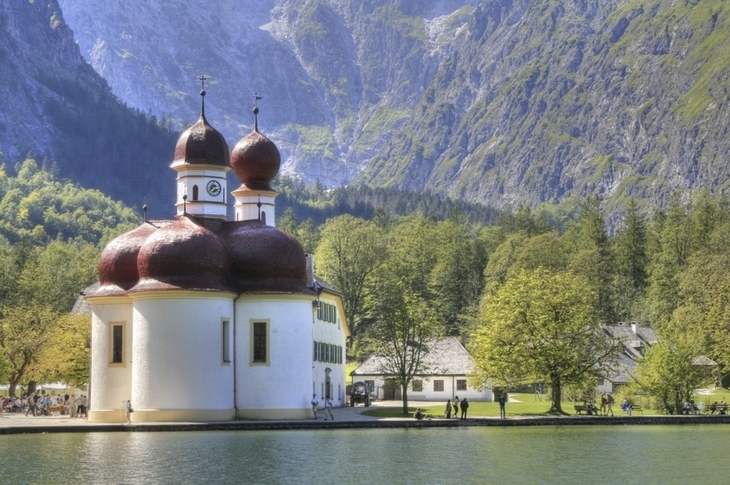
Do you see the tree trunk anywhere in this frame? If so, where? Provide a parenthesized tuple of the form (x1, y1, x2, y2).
(401, 386, 409, 415)
(549, 378, 564, 414)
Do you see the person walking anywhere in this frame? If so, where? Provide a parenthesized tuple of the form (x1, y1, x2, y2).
(311, 394, 319, 419)
(124, 400, 133, 424)
(26, 393, 40, 416)
(460, 398, 469, 420)
(606, 394, 614, 416)
(444, 399, 452, 419)
(453, 397, 460, 419)
(324, 397, 334, 420)
(498, 392, 507, 419)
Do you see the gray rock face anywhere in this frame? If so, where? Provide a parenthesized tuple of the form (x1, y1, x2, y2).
(58, 0, 481, 190)
(13, 0, 730, 213)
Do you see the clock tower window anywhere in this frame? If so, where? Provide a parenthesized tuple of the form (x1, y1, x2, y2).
(192, 185, 199, 201)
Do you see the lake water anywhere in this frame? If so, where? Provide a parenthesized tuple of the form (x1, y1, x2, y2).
(1, 425, 728, 484)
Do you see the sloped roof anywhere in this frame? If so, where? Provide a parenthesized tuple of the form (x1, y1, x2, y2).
(602, 323, 717, 384)
(351, 337, 473, 377)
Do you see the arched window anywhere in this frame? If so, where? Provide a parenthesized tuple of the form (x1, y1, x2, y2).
(192, 185, 199, 201)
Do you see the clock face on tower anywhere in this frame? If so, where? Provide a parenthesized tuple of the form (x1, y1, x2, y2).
(206, 180, 222, 196)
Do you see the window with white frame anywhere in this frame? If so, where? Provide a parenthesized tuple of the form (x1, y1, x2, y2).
(434, 380, 444, 392)
(251, 320, 269, 365)
(222, 319, 231, 363)
(412, 380, 423, 392)
(456, 379, 467, 391)
(109, 322, 125, 365)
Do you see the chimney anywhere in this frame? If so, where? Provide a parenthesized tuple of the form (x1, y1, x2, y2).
(630, 321, 638, 334)
(305, 253, 315, 288)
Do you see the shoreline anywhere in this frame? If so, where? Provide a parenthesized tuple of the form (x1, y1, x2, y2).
(3, 409, 730, 435)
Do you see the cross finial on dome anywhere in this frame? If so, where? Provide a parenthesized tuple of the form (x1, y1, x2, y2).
(199, 75, 208, 118)
(254, 93, 262, 132)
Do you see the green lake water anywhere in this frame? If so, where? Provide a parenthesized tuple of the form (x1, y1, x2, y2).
(1, 425, 728, 484)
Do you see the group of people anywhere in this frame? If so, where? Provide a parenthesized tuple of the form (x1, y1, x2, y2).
(438, 394, 507, 420)
(586, 394, 623, 416)
(705, 400, 727, 415)
(444, 396, 470, 420)
(1, 392, 88, 417)
(311, 394, 335, 420)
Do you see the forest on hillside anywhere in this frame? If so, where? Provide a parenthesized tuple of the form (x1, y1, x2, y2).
(1, 163, 728, 414)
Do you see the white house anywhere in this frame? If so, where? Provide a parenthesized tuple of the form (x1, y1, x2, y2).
(85, 91, 349, 423)
(599, 322, 716, 395)
(598, 322, 659, 395)
(351, 337, 491, 402)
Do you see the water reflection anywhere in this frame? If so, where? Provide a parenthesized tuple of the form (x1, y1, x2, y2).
(2, 425, 729, 484)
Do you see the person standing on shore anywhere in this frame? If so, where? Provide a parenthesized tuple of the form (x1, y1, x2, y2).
(460, 398, 469, 420)
(311, 394, 319, 419)
(453, 397, 459, 419)
(498, 393, 507, 419)
(445, 399, 452, 419)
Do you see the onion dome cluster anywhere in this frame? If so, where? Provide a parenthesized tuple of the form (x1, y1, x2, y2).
(95, 100, 311, 296)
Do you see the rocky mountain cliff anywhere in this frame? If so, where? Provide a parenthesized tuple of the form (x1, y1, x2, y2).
(0, 0, 177, 217)
(11, 0, 730, 216)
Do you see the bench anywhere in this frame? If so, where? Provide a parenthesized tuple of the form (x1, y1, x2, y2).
(574, 404, 599, 415)
(631, 406, 643, 415)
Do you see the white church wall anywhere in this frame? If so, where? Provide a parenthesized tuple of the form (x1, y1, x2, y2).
(235, 296, 314, 419)
(132, 292, 235, 421)
(88, 299, 134, 422)
(312, 295, 348, 407)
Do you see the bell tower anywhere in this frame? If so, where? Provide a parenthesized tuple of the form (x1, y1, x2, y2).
(170, 76, 231, 221)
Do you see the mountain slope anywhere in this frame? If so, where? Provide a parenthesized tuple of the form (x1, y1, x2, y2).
(0, 0, 177, 217)
(360, 0, 730, 213)
(32, 0, 730, 214)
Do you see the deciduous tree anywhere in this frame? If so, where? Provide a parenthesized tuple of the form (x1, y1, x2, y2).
(472, 268, 621, 414)
(633, 333, 714, 414)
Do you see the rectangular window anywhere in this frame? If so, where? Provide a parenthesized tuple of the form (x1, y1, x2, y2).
(313, 341, 318, 361)
(222, 320, 231, 363)
(434, 380, 444, 392)
(412, 379, 423, 392)
(111, 324, 123, 364)
(365, 380, 375, 393)
(251, 321, 268, 364)
(456, 379, 467, 391)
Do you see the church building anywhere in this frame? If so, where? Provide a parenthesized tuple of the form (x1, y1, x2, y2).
(86, 88, 349, 423)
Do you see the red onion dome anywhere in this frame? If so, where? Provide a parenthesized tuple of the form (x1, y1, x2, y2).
(133, 217, 230, 292)
(222, 220, 314, 294)
(171, 113, 230, 167)
(230, 129, 280, 191)
(96, 223, 158, 295)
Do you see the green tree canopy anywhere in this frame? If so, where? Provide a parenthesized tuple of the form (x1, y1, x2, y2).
(472, 268, 621, 414)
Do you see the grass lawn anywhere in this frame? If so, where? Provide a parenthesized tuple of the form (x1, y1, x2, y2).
(363, 393, 573, 418)
(360, 391, 730, 418)
(360, 389, 730, 418)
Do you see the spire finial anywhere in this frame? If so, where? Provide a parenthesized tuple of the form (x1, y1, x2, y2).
(253, 93, 262, 132)
(143, 204, 148, 223)
(183, 194, 188, 216)
(257, 195, 262, 221)
(199, 75, 207, 118)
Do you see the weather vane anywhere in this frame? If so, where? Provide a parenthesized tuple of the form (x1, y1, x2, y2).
(199, 75, 208, 116)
